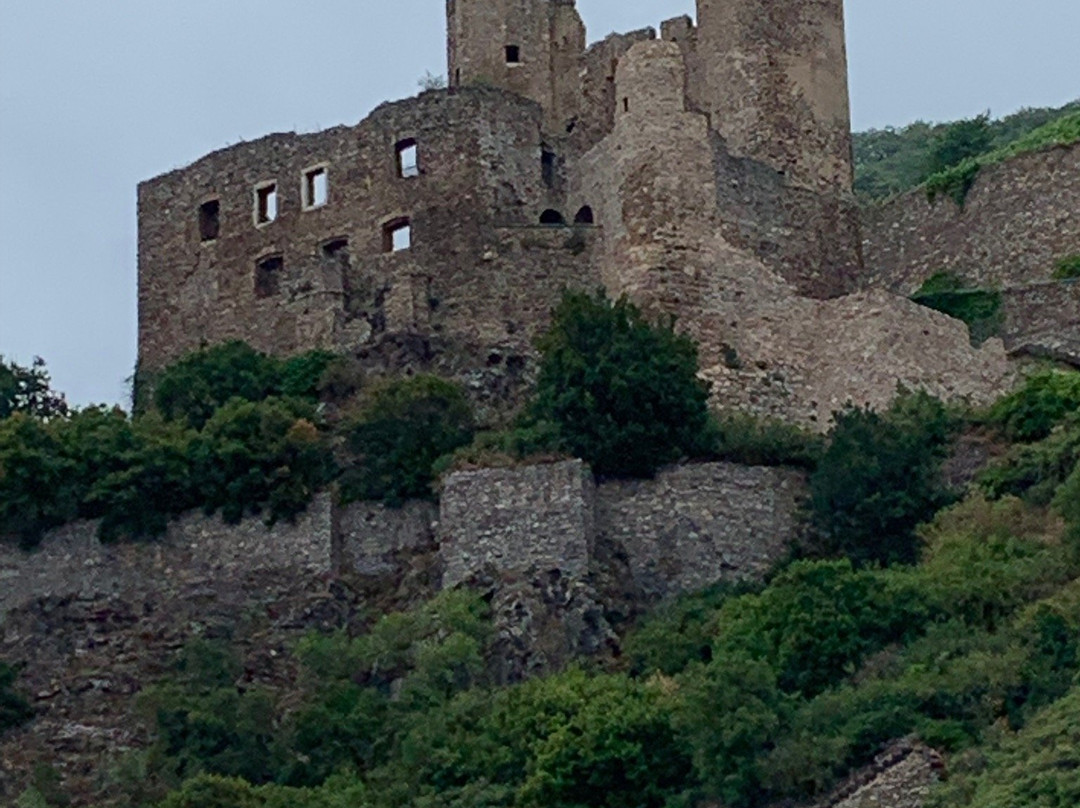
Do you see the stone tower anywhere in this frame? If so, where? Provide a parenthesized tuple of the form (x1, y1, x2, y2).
(446, 0, 585, 131)
(695, 0, 854, 193)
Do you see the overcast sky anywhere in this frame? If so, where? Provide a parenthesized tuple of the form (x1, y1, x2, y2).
(1, 1, 1077, 408)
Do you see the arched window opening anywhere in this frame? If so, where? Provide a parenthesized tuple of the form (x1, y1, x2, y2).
(574, 206, 594, 225)
(539, 209, 565, 226)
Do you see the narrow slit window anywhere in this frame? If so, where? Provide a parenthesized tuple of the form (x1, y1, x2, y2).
(396, 139, 419, 178)
(383, 218, 412, 253)
(303, 167, 328, 209)
(255, 183, 278, 224)
(505, 45, 521, 64)
(255, 254, 283, 298)
(541, 149, 556, 188)
(623, 97, 630, 113)
(199, 199, 220, 242)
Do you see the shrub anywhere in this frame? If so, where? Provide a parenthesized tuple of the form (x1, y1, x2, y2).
(339, 375, 474, 506)
(809, 392, 959, 566)
(1053, 254, 1080, 280)
(431, 421, 566, 476)
(0, 356, 68, 420)
(153, 342, 336, 429)
(0, 661, 33, 733)
(191, 397, 333, 525)
(704, 410, 824, 469)
(0, 414, 79, 547)
(925, 114, 993, 177)
(988, 370, 1080, 442)
(532, 291, 710, 478)
(978, 416, 1080, 504)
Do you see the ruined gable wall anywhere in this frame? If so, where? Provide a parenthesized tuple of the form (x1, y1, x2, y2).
(862, 142, 1080, 295)
(138, 88, 600, 377)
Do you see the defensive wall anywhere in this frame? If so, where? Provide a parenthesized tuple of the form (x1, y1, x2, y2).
(861, 141, 1080, 364)
(0, 460, 807, 620)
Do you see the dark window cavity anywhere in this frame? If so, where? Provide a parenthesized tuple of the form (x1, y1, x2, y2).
(303, 167, 328, 209)
(541, 149, 556, 188)
(539, 209, 565, 226)
(623, 97, 630, 113)
(322, 237, 349, 263)
(574, 206, 595, 225)
(255, 183, 278, 224)
(383, 218, 412, 253)
(199, 199, 220, 242)
(396, 139, 420, 178)
(505, 45, 521, 64)
(255, 254, 283, 298)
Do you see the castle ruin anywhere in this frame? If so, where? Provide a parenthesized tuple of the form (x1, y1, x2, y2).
(138, 0, 1018, 427)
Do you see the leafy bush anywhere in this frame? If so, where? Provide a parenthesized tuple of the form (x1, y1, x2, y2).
(0, 356, 68, 420)
(0, 661, 33, 733)
(989, 370, 1080, 442)
(703, 410, 824, 470)
(979, 416, 1080, 504)
(925, 114, 993, 177)
(0, 414, 79, 547)
(532, 291, 710, 478)
(809, 392, 959, 566)
(339, 375, 474, 506)
(152, 342, 335, 429)
(192, 397, 333, 525)
(911, 273, 1002, 345)
(1053, 253, 1080, 280)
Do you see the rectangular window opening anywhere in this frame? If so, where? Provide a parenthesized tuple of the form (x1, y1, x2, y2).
(304, 167, 328, 209)
(396, 139, 420, 178)
(199, 199, 220, 242)
(383, 218, 412, 253)
(541, 149, 556, 188)
(255, 254, 284, 298)
(255, 183, 278, 224)
(322, 237, 350, 264)
(505, 45, 521, 64)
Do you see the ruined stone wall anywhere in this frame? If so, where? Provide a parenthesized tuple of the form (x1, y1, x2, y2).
(813, 739, 944, 808)
(439, 461, 596, 588)
(597, 463, 807, 600)
(862, 142, 1080, 295)
(1002, 280, 1080, 365)
(138, 88, 593, 375)
(695, 0, 854, 193)
(0, 496, 335, 620)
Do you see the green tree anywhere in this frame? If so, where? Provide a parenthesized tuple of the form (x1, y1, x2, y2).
(989, 370, 1080, 442)
(809, 392, 958, 566)
(532, 291, 710, 477)
(926, 114, 993, 176)
(0, 414, 79, 547)
(0, 356, 68, 420)
(339, 375, 474, 506)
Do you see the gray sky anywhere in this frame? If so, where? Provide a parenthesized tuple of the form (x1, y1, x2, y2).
(1, 1, 1077, 408)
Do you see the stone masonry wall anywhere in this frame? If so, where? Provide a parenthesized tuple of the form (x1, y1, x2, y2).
(439, 461, 596, 589)
(597, 463, 807, 600)
(813, 739, 944, 808)
(862, 142, 1080, 295)
(1002, 280, 1080, 365)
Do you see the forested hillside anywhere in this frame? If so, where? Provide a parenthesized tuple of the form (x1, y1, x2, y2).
(2, 295, 1080, 808)
(853, 99, 1080, 200)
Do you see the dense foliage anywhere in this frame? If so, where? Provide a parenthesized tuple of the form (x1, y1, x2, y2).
(531, 291, 711, 477)
(0, 356, 68, 420)
(808, 392, 959, 566)
(910, 272, 1003, 346)
(339, 375, 475, 506)
(1054, 253, 1080, 280)
(853, 100, 1080, 200)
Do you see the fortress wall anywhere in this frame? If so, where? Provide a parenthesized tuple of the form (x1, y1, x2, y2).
(0, 496, 335, 620)
(862, 142, 1080, 295)
(337, 500, 439, 577)
(596, 463, 807, 600)
(138, 89, 555, 373)
(439, 460, 596, 589)
(1001, 280, 1080, 364)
